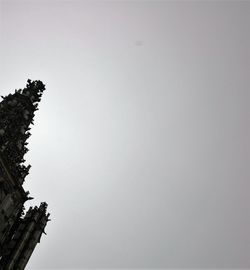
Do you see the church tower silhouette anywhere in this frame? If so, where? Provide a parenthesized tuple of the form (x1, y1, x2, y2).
(0, 80, 50, 269)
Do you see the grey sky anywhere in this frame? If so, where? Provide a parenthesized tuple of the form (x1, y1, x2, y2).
(0, 1, 250, 269)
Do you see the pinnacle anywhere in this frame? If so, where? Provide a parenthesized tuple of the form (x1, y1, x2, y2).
(0, 80, 46, 184)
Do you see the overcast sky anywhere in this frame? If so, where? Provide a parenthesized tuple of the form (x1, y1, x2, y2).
(0, 1, 250, 269)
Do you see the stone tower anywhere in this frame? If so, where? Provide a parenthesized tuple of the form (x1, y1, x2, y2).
(0, 80, 50, 269)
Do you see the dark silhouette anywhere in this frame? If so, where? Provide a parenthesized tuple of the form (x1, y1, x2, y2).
(0, 80, 50, 269)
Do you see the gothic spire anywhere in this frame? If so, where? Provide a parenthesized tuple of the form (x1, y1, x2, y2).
(0, 79, 45, 184)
